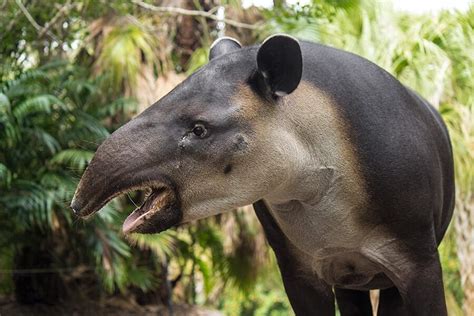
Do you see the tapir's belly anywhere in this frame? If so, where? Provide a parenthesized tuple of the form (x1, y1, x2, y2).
(310, 248, 394, 290)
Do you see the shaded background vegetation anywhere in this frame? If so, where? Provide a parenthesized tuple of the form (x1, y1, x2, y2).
(0, 0, 472, 315)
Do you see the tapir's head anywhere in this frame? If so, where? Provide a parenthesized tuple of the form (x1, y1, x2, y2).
(71, 35, 303, 234)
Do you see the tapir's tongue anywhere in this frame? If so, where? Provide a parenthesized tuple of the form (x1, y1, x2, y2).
(122, 187, 175, 234)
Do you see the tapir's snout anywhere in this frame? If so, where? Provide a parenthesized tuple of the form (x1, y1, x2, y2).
(71, 114, 182, 233)
(71, 120, 141, 217)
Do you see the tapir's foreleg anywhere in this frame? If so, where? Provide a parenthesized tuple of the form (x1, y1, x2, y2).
(281, 271, 335, 315)
(335, 288, 372, 315)
(253, 200, 335, 315)
(377, 253, 447, 316)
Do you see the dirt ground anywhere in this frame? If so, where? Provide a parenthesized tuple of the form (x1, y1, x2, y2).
(0, 296, 223, 316)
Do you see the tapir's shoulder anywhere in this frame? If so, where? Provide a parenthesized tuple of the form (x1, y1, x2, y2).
(295, 41, 454, 245)
(298, 41, 405, 95)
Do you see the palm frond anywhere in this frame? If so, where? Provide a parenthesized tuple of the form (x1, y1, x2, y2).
(25, 128, 61, 155)
(13, 94, 67, 121)
(96, 97, 137, 117)
(68, 111, 110, 142)
(50, 149, 94, 171)
(40, 171, 77, 202)
(0, 93, 11, 112)
(95, 20, 158, 94)
(0, 120, 21, 148)
(0, 163, 12, 188)
(127, 231, 177, 262)
(2, 180, 55, 228)
(0, 69, 49, 96)
(95, 201, 122, 224)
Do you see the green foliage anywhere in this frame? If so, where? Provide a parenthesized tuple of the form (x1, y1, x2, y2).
(439, 226, 464, 310)
(95, 20, 159, 94)
(51, 149, 94, 171)
(261, 1, 333, 42)
(0, 3, 275, 308)
(0, 61, 139, 294)
(186, 47, 209, 75)
(219, 254, 292, 316)
(0, 1, 472, 314)
(0, 0, 139, 78)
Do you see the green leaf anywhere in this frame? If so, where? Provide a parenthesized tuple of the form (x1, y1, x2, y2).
(0, 93, 10, 112)
(97, 97, 137, 117)
(127, 231, 177, 261)
(51, 149, 94, 171)
(2, 180, 54, 228)
(26, 128, 61, 155)
(13, 94, 66, 120)
(70, 111, 110, 141)
(40, 171, 76, 201)
(0, 163, 12, 187)
(95, 22, 158, 94)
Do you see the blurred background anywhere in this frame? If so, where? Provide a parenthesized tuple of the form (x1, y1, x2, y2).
(0, 0, 472, 315)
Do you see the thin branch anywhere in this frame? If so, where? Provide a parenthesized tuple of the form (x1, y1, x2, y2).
(15, 0, 42, 32)
(131, 0, 262, 30)
(15, 0, 61, 42)
(39, 1, 74, 39)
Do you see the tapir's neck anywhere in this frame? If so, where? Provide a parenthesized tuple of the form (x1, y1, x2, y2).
(264, 81, 366, 205)
(262, 81, 369, 255)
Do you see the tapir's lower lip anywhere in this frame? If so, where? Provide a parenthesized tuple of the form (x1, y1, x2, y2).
(122, 186, 178, 234)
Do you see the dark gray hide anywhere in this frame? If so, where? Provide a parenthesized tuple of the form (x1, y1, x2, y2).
(72, 35, 455, 315)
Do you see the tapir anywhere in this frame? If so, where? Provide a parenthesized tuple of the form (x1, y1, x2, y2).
(71, 35, 455, 315)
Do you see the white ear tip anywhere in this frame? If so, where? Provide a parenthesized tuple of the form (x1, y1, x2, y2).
(210, 36, 242, 50)
(262, 33, 299, 45)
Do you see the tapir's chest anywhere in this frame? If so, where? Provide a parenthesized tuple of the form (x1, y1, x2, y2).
(271, 206, 394, 289)
(266, 187, 395, 290)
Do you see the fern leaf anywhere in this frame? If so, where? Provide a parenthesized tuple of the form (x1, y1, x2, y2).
(0, 93, 10, 112)
(127, 232, 177, 261)
(26, 128, 61, 155)
(97, 98, 137, 117)
(69, 111, 110, 141)
(13, 94, 66, 120)
(50, 149, 94, 171)
(0, 163, 12, 187)
(3, 180, 55, 228)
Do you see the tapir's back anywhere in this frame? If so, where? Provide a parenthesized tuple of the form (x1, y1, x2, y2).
(300, 41, 455, 246)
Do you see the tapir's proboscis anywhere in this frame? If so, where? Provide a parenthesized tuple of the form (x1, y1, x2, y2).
(72, 35, 455, 315)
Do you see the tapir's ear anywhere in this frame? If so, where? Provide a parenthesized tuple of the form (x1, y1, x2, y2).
(209, 37, 242, 60)
(256, 34, 302, 96)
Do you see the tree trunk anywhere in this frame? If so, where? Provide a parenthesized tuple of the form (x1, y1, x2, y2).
(173, 0, 219, 70)
(454, 197, 474, 314)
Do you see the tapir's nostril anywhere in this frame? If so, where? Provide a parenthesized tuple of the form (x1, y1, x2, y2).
(70, 198, 82, 215)
(70, 206, 79, 214)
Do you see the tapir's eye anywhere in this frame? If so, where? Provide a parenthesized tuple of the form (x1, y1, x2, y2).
(192, 123, 208, 138)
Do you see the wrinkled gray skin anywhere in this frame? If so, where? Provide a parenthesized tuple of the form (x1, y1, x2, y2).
(72, 35, 455, 315)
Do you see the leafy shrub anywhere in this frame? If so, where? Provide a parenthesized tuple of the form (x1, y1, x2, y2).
(0, 61, 141, 300)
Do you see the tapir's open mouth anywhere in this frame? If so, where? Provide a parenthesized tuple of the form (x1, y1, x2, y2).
(122, 185, 178, 234)
(73, 180, 182, 235)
